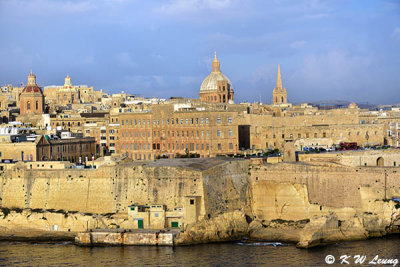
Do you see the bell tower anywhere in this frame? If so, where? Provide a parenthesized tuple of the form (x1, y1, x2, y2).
(272, 64, 287, 105)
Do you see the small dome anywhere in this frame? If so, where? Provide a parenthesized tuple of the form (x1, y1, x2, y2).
(22, 85, 43, 94)
(200, 72, 232, 92)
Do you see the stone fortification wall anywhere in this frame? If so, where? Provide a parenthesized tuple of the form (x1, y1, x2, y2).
(0, 159, 250, 217)
(250, 162, 400, 209)
(299, 149, 400, 167)
(201, 160, 250, 217)
(0, 162, 203, 214)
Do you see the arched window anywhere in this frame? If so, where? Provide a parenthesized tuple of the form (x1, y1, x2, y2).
(281, 96, 284, 103)
(36, 101, 38, 110)
(27, 101, 31, 110)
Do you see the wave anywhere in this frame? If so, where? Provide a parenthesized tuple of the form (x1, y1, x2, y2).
(237, 242, 287, 247)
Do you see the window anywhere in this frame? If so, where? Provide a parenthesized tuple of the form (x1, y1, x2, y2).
(190, 199, 194, 205)
(35, 101, 38, 110)
(155, 213, 159, 217)
(206, 118, 209, 124)
(217, 130, 221, 137)
(229, 143, 233, 149)
(229, 130, 232, 136)
(228, 117, 232, 123)
(218, 144, 222, 150)
(27, 101, 31, 110)
(217, 117, 221, 124)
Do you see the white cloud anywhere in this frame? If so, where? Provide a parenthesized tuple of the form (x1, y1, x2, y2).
(392, 27, 400, 42)
(290, 50, 374, 100)
(290, 40, 306, 48)
(151, 52, 163, 60)
(81, 55, 95, 65)
(300, 13, 328, 20)
(251, 65, 276, 85)
(156, 0, 232, 15)
(116, 52, 136, 67)
(179, 75, 202, 85)
(122, 75, 165, 90)
(10, 0, 97, 16)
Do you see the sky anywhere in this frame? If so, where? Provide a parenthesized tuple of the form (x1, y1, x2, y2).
(0, 0, 399, 104)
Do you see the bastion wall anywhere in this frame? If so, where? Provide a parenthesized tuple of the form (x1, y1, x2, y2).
(0, 159, 250, 218)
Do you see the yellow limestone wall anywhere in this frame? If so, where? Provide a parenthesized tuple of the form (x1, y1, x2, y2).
(250, 162, 400, 221)
(0, 160, 250, 218)
(0, 163, 203, 214)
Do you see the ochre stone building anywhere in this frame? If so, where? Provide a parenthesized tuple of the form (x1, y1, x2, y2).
(0, 134, 96, 162)
(56, 75, 80, 105)
(114, 104, 240, 160)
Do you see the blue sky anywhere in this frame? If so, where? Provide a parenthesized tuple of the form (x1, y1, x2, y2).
(0, 0, 399, 104)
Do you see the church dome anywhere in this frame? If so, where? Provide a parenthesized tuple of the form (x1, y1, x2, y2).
(200, 72, 232, 92)
(199, 52, 233, 92)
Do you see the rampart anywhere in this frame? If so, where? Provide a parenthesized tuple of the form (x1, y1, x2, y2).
(0, 159, 249, 217)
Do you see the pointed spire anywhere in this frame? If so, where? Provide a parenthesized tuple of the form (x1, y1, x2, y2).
(276, 64, 282, 89)
(212, 51, 220, 73)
